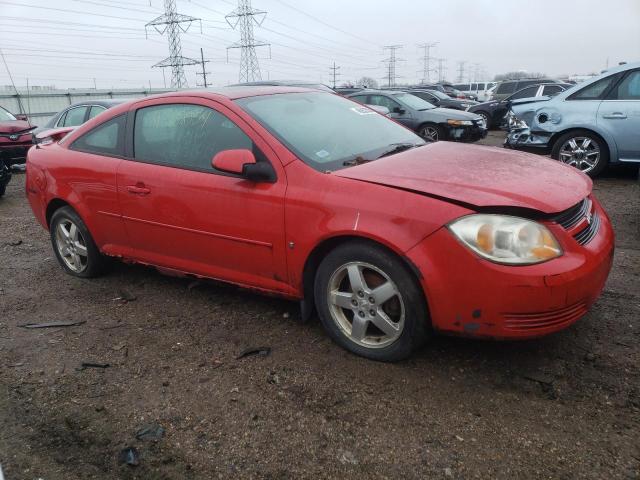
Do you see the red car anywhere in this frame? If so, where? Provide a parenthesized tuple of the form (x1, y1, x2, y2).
(0, 105, 35, 167)
(26, 88, 614, 361)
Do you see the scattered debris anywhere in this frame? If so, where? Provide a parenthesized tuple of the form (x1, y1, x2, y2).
(338, 450, 358, 465)
(455, 435, 464, 442)
(112, 342, 127, 351)
(282, 312, 290, 319)
(212, 359, 224, 369)
(522, 373, 553, 385)
(7, 362, 24, 368)
(236, 346, 271, 360)
(444, 467, 454, 478)
(113, 290, 137, 303)
(5, 240, 22, 246)
(135, 424, 165, 442)
(18, 320, 86, 329)
(118, 446, 140, 467)
(78, 362, 110, 370)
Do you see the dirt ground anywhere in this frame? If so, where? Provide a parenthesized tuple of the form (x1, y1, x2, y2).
(1, 132, 639, 479)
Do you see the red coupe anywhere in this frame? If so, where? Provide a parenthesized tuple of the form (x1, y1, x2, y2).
(26, 88, 614, 361)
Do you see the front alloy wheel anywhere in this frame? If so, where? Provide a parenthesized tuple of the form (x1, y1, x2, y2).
(419, 124, 442, 142)
(327, 261, 405, 348)
(314, 241, 429, 361)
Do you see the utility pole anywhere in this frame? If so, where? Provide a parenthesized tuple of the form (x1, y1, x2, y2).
(382, 45, 403, 88)
(417, 42, 437, 84)
(437, 58, 447, 83)
(226, 0, 270, 83)
(145, 0, 201, 89)
(329, 62, 341, 89)
(456, 60, 467, 83)
(196, 48, 211, 87)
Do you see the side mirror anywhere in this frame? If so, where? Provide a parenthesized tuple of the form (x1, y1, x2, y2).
(211, 149, 275, 183)
(392, 107, 406, 115)
(15, 114, 29, 121)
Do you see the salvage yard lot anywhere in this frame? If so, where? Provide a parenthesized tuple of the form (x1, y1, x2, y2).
(1, 132, 639, 479)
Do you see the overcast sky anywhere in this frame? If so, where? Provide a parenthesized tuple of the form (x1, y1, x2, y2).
(1, 0, 639, 90)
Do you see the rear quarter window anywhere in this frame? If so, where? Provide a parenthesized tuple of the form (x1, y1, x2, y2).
(70, 114, 125, 157)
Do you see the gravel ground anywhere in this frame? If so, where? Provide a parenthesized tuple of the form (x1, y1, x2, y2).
(1, 132, 639, 479)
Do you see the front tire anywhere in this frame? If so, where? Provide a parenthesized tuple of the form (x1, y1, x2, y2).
(50, 206, 107, 278)
(314, 241, 429, 362)
(551, 130, 609, 178)
(418, 123, 445, 142)
(476, 111, 491, 129)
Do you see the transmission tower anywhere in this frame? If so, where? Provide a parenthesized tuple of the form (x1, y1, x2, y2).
(226, 0, 270, 83)
(437, 58, 447, 83)
(145, 0, 201, 89)
(456, 60, 467, 83)
(329, 62, 341, 89)
(382, 45, 403, 87)
(196, 48, 211, 88)
(417, 42, 438, 84)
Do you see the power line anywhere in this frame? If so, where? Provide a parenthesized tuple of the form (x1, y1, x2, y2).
(146, 0, 201, 88)
(417, 42, 438, 84)
(226, 0, 270, 83)
(382, 45, 403, 88)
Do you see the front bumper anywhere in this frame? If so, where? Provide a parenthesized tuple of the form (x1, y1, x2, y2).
(406, 198, 614, 339)
(445, 123, 487, 143)
(0, 134, 33, 165)
(504, 128, 553, 150)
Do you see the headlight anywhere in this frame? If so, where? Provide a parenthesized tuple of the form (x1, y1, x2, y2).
(506, 112, 528, 130)
(460, 103, 471, 108)
(447, 119, 473, 126)
(448, 214, 562, 265)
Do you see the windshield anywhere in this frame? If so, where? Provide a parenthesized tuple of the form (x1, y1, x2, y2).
(236, 92, 425, 172)
(393, 93, 435, 110)
(0, 107, 17, 122)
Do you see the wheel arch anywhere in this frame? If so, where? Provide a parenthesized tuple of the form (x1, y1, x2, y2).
(300, 234, 427, 322)
(45, 198, 72, 227)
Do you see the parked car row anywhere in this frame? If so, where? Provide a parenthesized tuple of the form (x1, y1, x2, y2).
(505, 61, 640, 177)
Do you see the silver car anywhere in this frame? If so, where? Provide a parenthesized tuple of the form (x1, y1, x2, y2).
(505, 62, 640, 177)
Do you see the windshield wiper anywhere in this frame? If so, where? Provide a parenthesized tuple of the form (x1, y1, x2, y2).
(342, 156, 372, 167)
(375, 142, 421, 159)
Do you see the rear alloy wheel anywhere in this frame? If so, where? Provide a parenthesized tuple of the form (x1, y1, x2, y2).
(551, 130, 609, 177)
(418, 123, 444, 142)
(314, 241, 429, 361)
(50, 206, 107, 278)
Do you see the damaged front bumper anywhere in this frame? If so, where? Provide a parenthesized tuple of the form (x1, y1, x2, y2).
(446, 123, 487, 143)
(504, 128, 553, 151)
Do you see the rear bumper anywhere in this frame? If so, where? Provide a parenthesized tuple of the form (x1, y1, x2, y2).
(406, 199, 614, 339)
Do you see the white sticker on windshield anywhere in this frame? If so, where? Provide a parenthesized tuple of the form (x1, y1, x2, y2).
(316, 150, 330, 158)
(350, 106, 375, 115)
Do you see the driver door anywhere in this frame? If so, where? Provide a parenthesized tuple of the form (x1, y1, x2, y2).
(116, 98, 289, 293)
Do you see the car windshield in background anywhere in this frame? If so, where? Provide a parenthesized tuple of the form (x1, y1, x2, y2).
(236, 92, 425, 172)
(393, 93, 435, 110)
(425, 90, 451, 100)
(0, 107, 17, 122)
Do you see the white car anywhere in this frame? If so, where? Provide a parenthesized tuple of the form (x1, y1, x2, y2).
(454, 82, 497, 102)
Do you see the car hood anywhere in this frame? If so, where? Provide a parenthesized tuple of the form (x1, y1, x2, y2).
(334, 142, 590, 214)
(419, 107, 481, 121)
(0, 120, 34, 134)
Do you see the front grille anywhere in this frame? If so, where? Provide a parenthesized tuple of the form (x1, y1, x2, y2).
(503, 302, 587, 331)
(551, 198, 600, 245)
(574, 211, 600, 245)
(552, 198, 590, 229)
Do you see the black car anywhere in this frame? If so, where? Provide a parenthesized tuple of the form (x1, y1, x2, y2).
(346, 90, 486, 142)
(32, 99, 124, 136)
(407, 89, 477, 111)
(0, 159, 11, 197)
(468, 83, 570, 129)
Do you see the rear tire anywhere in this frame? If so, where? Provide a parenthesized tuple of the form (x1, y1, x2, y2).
(551, 129, 609, 178)
(314, 241, 429, 362)
(476, 111, 491, 129)
(50, 206, 107, 278)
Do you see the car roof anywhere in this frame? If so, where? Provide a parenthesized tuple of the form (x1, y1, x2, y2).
(133, 86, 329, 103)
(66, 99, 124, 108)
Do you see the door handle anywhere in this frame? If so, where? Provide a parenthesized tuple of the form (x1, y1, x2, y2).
(126, 184, 151, 195)
(602, 112, 627, 119)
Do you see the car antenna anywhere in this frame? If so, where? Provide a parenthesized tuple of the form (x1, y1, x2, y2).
(0, 48, 28, 125)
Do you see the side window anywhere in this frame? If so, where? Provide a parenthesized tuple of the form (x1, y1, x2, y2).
(55, 111, 68, 127)
(569, 74, 620, 100)
(496, 82, 516, 95)
(610, 70, 640, 100)
(456, 84, 469, 91)
(88, 105, 107, 120)
(349, 95, 369, 105)
(71, 114, 125, 156)
(470, 83, 478, 91)
(133, 104, 254, 172)
(510, 86, 539, 100)
(62, 106, 88, 127)
(368, 95, 401, 111)
(543, 85, 564, 96)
